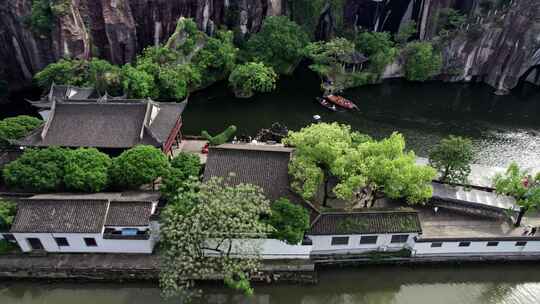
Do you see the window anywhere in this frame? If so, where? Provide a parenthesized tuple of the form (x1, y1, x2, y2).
(515, 241, 527, 247)
(459, 242, 471, 247)
(430, 242, 443, 248)
(331, 237, 349, 246)
(121, 228, 138, 236)
(2, 234, 16, 242)
(84, 237, 98, 247)
(486, 241, 499, 247)
(54, 237, 69, 247)
(391, 235, 409, 244)
(360, 236, 378, 244)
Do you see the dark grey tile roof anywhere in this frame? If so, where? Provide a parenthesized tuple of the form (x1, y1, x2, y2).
(308, 211, 422, 235)
(19, 101, 185, 149)
(10, 199, 108, 233)
(105, 201, 153, 226)
(203, 145, 319, 222)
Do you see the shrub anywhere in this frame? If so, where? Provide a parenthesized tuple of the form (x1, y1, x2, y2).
(404, 42, 442, 81)
(355, 31, 398, 75)
(229, 62, 277, 98)
(0, 200, 16, 231)
(3, 147, 69, 192)
(243, 16, 309, 74)
(201, 125, 237, 146)
(110, 145, 169, 189)
(161, 153, 201, 200)
(64, 148, 112, 192)
(0, 115, 43, 146)
(267, 198, 310, 245)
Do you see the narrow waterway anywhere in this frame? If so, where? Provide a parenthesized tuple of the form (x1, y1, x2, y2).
(2, 265, 540, 303)
(184, 67, 540, 169)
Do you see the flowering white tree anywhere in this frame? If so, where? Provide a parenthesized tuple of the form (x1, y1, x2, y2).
(159, 177, 272, 299)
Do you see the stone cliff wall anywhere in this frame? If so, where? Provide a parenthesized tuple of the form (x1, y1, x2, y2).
(0, 0, 281, 89)
(0, 0, 539, 93)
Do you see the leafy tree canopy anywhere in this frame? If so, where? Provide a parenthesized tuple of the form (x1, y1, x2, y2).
(284, 123, 436, 208)
(437, 8, 466, 35)
(395, 21, 417, 45)
(110, 145, 169, 189)
(161, 152, 202, 201)
(64, 148, 112, 192)
(0, 200, 16, 231)
(34, 58, 122, 95)
(160, 177, 272, 299)
(266, 198, 310, 245)
(429, 135, 474, 184)
(3, 147, 69, 192)
(493, 163, 540, 210)
(244, 16, 309, 74)
(404, 42, 442, 81)
(355, 31, 398, 75)
(0, 115, 43, 146)
(305, 38, 356, 77)
(229, 62, 277, 98)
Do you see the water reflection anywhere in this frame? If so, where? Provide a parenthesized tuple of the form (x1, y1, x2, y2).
(2, 265, 540, 304)
(185, 69, 540, 169)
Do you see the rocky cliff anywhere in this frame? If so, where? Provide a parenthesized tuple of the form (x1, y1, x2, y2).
(1, 0, 539, 93)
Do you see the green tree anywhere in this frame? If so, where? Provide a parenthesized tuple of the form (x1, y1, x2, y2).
(395, 21, 417, 45)
(160, 177, 272, 299)
(305, 38, 356, 78)
(88, 58, 122, 95)
(0, 115, 43, 146)
(110, 145, 169, 189)
(404, 42, 442, 81)
(121, 64, 158, 99)
(29, 0, 54, 35)
(193, 30, 238, 86)
(267, 198, 310, 245)
(3, 147, 69, 192)
(429, 135, 474, 184)
(34, 59, 89, 89)
(244, 16, 308, 74)
(493, 163, 540, 210)
(355, 31, 398, 75)
(161, 152, 202, 201)
(0, 200, 16, 231)
(64, 148, 112, 192)
(229, 63, 277, 98)
(437, 8, 466, 35)
(284, 123, 436, 208)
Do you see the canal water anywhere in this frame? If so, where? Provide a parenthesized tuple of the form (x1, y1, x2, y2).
(2, 265, 540, 303)
(184, 67, 540, 170)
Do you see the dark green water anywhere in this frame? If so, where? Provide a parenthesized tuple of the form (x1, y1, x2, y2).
(2, 265, 540, 303)
(184, 68, 540, 169)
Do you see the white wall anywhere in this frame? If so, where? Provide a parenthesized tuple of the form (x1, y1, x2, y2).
(308, 233, 418, 254)
(413, 240, 540, 256)
(204, 238, 312, 260)
(13, 232, 155, 254)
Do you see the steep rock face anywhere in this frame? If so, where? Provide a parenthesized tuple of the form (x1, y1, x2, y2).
(441, 0, 540, 93)
(0, 0, 280, 89)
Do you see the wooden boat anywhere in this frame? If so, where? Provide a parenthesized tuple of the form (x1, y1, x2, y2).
(315, 97, 338, 112)
(325, 94, 358, 110)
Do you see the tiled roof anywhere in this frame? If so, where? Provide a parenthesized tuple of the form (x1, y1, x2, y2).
(203, 144, 320, 222)
(11, 199, 108, 233)
(308, 211, 422, 235)
(105, 202, 153, 226)
(19, 101, 185, 149)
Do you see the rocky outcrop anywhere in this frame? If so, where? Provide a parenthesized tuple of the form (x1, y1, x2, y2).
(0, 0, 539, 94)
(0, 0, 280, 89)
(441, 0, 540, 94)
